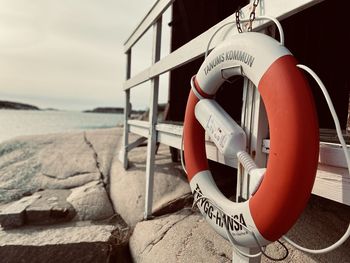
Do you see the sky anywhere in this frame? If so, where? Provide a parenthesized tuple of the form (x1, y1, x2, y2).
(0, 0, 171, 110)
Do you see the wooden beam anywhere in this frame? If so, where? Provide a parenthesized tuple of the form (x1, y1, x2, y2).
(124, 0, 323, 90)
(121, 50, 132, 169)
(124, 0, 174, 52)
(313, 164, 350, 206)
(144, 17, 163, 219)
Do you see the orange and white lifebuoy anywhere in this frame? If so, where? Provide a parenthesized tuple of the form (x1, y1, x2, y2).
(184, 32, 319, 247)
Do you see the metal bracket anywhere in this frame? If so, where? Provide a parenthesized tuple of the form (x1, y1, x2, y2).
(221, 65, 242, 84)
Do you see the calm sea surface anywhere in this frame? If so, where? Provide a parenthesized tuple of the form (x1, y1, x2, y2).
(0, 110, 123, 143)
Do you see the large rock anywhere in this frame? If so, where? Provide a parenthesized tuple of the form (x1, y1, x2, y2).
(109, 141, 191, 226)
(129, 208, 232, 262)
(67, 181, 114, 221)
(130, 196, 350, 263)
(85, 128, 122, 185)
(0, 128, 119, 203)
(0, 219, 132, 263)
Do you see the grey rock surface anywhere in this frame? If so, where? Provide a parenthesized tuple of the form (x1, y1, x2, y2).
(26, 189, 76, 225)
(85, 128, 122, 185)
(0, 194, 41, 228)
(0, 220, 132, 263)
(129, 208, 232, 263)
(0, 221, 115, 245)
(0, 128, 119, 223)
(110, 140, 191, 226)
(67, 181, 114, 221)
(0, 128, 119, 203)
(263, 195, 350, 263)
(39, 133, 98, 180)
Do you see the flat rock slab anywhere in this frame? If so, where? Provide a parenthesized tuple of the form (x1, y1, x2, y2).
(0, 128, 120, 203)
(129, 209, 232, 263)
(0, 220, 131, 263)
(26, 189, 76, 226)
(110, 142, 191, 226)
(0, 194, 41, 229)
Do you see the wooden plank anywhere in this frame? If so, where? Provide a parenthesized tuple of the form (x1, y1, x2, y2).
(129, 124, 148, 138)
(155, 123, 350, 206)
(157, 131, 181, 149)
(124, 0, 174, 52)
(124, 68, 150, 91)
(313, 164, 350, 206)
(126, 137, 147, 151)
(319, 142, 350, 169)
(128, 120, 150, 128)
(121, 50, 132, 168)
(236, 78, 268, 201)
(263, 139, 350, 169)
(156, 123, 183, 136)
(320, 128, 350, 144)
(144, 18, 162, 219)
(124, 0, 323, 90)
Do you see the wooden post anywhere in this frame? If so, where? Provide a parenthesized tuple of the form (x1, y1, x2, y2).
(122, 50, 132, 169)
(234, 79, 267, 263)
(144, 16, 162, 219)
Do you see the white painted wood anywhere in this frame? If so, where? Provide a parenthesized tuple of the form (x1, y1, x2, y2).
(129, 122, 350, 206)
(124, 0, 174, 52)
(156, 131, 181, 149)
(156, 123, 182, 149)
(124, 68, 150, 91)
(237, 80, 256, 200)
(126, 137, 147, 152)
(313, 164, 350, 206)
(144, 17, 162, 219)
(129, 121, 239, 167)
(124, 0, 323, 91)
(128, 120, 150, 128)
(121, 50, 132, 169)
(319, 142, 350, 169)
(156, 123, 183, 135)
(262, 139, 350, 169)
(129, 124, 149, 138)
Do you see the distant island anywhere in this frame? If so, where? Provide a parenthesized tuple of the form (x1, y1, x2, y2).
(84, 107, 123, 114)
(0, 100, 40, 110)
(84, 107, 145, 115)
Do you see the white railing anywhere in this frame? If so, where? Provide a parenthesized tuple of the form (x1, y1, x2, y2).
(121, 0, 349, 226)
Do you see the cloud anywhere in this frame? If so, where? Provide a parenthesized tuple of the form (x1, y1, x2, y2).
(0, 0, 168, 110)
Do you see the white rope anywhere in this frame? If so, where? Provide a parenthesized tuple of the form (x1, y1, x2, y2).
(282, 65, 350, 254)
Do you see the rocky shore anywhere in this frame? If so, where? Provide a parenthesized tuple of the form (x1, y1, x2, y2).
(84, 107, 145, 116)
(0, 100, 39, 110)
(0, 128, 350, 262)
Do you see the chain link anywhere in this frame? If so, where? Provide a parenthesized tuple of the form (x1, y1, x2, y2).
(235, 0, 260, 33)
(235, 10, 243, 33)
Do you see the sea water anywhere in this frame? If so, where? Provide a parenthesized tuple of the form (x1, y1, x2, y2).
(0, 109, 123, 143)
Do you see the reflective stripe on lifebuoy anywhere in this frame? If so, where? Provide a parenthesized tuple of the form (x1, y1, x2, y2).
(184, 32, 319, 247)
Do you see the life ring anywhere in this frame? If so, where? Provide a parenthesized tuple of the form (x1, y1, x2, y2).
(184, 32, 319, 247)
